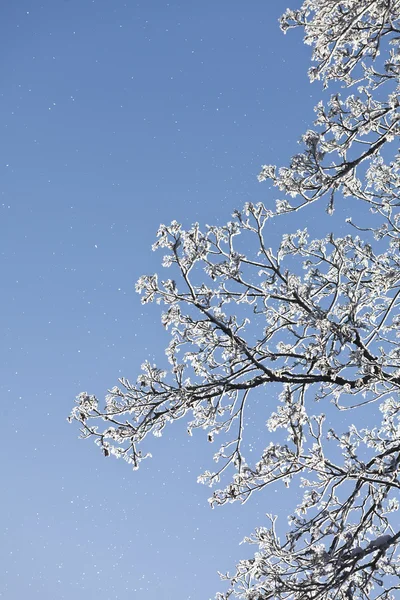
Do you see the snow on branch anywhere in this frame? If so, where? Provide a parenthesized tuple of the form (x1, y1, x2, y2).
(69, 1, 400, 598)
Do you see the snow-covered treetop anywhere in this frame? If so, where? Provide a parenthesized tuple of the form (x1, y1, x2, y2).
(259, 0, 400, 219)
(281, 0, 400, 87)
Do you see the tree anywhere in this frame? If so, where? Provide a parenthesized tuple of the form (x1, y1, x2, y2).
(69, 1, 400, 598)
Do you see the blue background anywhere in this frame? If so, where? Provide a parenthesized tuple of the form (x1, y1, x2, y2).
(0, 1, 334, 598)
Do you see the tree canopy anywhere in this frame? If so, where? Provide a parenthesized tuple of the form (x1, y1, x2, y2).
(69, 1, 400, 598)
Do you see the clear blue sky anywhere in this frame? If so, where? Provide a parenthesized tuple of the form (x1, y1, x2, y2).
(1, 2, 337, 599)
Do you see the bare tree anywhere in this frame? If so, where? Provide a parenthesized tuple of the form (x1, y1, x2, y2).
(69, 1, 400, 598)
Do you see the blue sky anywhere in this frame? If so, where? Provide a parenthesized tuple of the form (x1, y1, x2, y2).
(0, 2, 341, 599)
